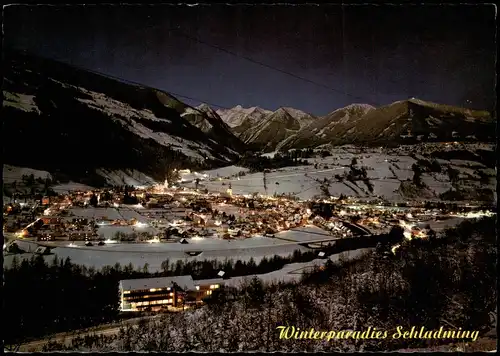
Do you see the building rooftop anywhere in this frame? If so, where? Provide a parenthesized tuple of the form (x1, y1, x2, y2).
(120, 275, 196, 292)
(194, 278, 225, 286)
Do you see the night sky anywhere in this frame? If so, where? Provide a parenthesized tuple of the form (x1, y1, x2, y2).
(3, 4, 497, 116)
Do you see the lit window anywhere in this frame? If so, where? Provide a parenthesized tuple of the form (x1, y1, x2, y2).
(169, 292, 174, 296)
(123, 290, 130, 294)
(168, 299, 173, 303)
(150, 288, 156, 292)
(195, 286, 200, 291)
(206, 290, 212, 295)
(210, 285, 215, 289)
(214, 284, 220, 289)
(167, 287, 171, 291)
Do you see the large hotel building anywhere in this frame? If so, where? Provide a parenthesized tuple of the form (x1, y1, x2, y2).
(119, 275, 224, 311)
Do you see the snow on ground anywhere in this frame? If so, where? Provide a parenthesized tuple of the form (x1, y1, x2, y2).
(4, 226, 342, 272)
(3, 164, 52, 181)
(184, 156, 416, 200)
(261, 151, 278, 158)
(3, 92, 41, 114)
(277, 225, 335, 242)
(96, 169, 157, 187)
(69, 207, 148, 222)
(449, 159, 486, 168)
(186, 166, 346, 200)
(420, 174, 452, 195)
(452, 165, 481, 179)
(369, 179, 401, 199)
(76, 88, 167, 123)
(186, 147, 493, 201)
(51, 182, 94, 194)
(178, 166, 250, 183)
(222, 248, 373, 286)
(201, 166, 250, 178)
(74, 87, 220, 161)
(328, 181, 365, 197)
(416, 217, 466, 231)
(4, 239, 311, 272)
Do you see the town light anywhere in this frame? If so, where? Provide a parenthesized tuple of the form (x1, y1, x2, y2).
(16, 230, 28, 238)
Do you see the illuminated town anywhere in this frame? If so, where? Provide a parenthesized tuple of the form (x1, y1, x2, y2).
(3, 3, 496, 353)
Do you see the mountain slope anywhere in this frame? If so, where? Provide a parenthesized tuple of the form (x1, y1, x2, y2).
(216, 105, 272, 128)
(278, 104, 375, 150)
(2, 50, 245, 184)
(189, 103, 246, 152)
(230, 107, 316, 151)
(216, 105, 274, 142)
(279, 99, 494, 150)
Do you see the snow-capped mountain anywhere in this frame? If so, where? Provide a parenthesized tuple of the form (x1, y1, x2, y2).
(223, 106, 316, 152)
(216, 105, 272, 128)
(278, 100, 494, 150)
(278, 104, 375, 150)
(2, 50, 246, 184)
(179, 103, 246, 152)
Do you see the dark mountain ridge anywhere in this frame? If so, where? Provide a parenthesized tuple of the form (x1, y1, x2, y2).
(2, 50, 246, 184)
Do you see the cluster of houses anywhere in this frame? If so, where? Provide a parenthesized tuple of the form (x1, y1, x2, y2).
(6, 176, 484, 247)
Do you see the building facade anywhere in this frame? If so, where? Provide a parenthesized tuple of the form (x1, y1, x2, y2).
(119, 275, 224, 312)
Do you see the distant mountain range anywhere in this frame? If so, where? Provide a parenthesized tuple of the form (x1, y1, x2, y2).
(217, 99, 494, 152)
(216, 106, 316, 151)
(2, 49, 495, 186)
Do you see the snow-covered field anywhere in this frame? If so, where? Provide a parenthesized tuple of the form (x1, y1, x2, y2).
(201, 165, 249, 179)
(52, 182, 95, 193)
(69, 207, 149, 222)
(3, 164, 52, 181)
(222, 248, 373, 286)
(4, 239, 310, 272)
(181, 146, 495, 202)
(96, 168, 156, 187)
(184, 165, 347, 200)
(4, 225, 339, 272)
